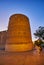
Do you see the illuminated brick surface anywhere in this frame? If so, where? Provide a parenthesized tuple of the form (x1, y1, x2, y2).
(5, 14, 33, 51)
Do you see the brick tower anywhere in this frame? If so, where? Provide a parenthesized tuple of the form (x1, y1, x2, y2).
(5, 14, 33, 52)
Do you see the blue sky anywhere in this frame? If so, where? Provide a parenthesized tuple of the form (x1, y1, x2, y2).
(0, 0, 44, 41)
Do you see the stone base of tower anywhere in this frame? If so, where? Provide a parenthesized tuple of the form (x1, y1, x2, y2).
(5, 43, 33, 52)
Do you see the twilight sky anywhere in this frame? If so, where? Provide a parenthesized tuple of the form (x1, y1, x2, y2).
(0, 0, 44, 41)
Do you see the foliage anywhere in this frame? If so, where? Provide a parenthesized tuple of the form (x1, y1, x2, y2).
(34, 39, 43, 46)
(34, 26, 44, 40)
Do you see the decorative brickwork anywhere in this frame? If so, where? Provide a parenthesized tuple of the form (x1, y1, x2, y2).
(5, 14, 33, 52)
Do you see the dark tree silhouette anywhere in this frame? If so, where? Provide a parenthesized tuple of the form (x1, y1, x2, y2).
(34, 26, 44, 40)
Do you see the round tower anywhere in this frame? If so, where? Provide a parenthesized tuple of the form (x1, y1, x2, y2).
(5, 14, 33, 52)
